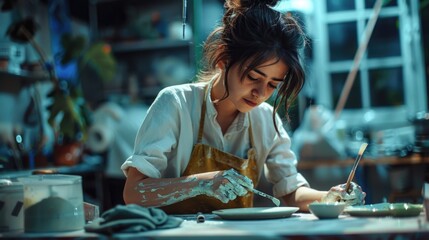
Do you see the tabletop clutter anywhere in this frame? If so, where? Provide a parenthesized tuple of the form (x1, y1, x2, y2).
(0, 173, 428, 236)
(0, 174, 85, 234)
(0, 174, 184, 236)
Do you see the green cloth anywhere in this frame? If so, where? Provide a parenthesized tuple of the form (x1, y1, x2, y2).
(85, 204, 183, 235)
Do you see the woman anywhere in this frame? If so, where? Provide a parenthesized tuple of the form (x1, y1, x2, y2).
(122, 0, 365, 214)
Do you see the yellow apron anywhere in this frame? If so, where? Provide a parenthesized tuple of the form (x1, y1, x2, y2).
(161, 85, 259, 214)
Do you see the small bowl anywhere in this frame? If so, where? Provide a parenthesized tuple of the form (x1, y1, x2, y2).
(308, 202, 347, 219)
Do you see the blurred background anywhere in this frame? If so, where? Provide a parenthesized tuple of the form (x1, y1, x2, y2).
(0, 0, 428, 211)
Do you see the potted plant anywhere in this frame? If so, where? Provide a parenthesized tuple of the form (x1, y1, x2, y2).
(48, 34, 116, 166)
(6, 17, 116, 166)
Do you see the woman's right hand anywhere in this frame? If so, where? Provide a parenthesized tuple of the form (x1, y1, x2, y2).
(201, 168, 254, 203)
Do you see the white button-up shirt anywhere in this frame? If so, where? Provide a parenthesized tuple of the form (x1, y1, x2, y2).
(121, 82, 309, 197)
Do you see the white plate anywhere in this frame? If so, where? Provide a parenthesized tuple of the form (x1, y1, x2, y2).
(344, 203, 391, 217)
(345, 203, 423, 217)
(212, 207, 299, 220)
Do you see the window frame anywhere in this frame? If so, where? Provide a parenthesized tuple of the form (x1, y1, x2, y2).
(311, 0, 427, 130)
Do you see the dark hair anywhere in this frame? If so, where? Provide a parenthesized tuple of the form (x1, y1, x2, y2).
(198, 0, 307, 133)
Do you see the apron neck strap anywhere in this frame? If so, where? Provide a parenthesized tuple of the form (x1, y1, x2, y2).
(196, 84, 209, 143)
(248, 114, 254, 148)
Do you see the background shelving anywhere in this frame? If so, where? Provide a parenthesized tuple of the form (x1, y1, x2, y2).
(88, 0, 198, 104)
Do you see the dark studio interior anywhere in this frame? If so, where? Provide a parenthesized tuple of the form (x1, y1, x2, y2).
(1, 0, 429, 238)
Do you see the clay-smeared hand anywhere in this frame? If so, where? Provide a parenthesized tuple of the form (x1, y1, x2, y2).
(201, 169, 254, 203)
(321, 182, 366, 206)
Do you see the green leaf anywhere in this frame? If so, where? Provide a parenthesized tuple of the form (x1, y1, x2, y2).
(80, 42, 116, 83)
(60, 34, 87, 65)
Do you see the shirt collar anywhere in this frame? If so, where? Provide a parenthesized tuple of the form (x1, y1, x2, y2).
(205, 79, 250, 131)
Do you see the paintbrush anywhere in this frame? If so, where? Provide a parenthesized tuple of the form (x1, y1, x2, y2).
(344, 142, 368, 193)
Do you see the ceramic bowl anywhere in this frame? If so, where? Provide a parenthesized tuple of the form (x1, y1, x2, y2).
(308, 202, 347, 219)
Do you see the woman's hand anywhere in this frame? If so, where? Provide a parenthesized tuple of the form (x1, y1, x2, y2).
(200, 169, 254, 203)
(321, 182, 366, 206)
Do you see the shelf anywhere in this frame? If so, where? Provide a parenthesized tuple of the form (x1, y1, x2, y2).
(104, 85, 163, 102)
(0, 69, 49, 82)
(0, 69, 50, 94)
(297, 153, 429, 170)
(111, 39, 193, 53)
(89, 0, 201, 103)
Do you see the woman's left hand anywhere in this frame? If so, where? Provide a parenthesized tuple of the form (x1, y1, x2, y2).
(321, 182, 366, 206)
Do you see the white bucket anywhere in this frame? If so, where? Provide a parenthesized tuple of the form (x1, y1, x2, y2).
(0, 179, 24, 233)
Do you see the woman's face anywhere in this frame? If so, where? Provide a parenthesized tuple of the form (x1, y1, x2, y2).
(225, 58, 289, 113)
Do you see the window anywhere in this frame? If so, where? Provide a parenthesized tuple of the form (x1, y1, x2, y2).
(310, 0, 427, 129)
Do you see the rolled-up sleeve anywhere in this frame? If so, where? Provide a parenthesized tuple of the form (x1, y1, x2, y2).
(255, 108, 309, 198)
(122, 155, 162, 178)
(121, 88, 181, 178)
(266, 133, 309, 197)
(272, 172, 309, 198)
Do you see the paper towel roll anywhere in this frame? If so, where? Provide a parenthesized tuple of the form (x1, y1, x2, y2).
(86, 123, 114, 153)
(86, 102, 124, 153)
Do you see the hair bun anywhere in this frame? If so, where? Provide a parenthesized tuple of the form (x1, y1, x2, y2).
(240, 0, 279, 8)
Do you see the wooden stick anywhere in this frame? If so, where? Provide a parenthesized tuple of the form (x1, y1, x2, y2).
(334, 0, 384, 119)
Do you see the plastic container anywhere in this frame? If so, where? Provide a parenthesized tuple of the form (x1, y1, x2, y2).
(18, 174, 85, 233)
(0, 179, 24, 233)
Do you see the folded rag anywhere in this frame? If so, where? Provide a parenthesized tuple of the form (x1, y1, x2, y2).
(85, 204, 183, 235)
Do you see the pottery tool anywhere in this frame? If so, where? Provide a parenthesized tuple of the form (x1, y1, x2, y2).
(248, 187, 280, 207)
(344, 142, 368, 193)
(196, 212, 205, 223)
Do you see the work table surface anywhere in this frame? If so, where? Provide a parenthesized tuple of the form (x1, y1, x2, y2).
(135, 212, 429, 239)
(3, 212, 429, 239)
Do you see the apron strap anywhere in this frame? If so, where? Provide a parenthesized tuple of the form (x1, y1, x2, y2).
(248, 114, 254, 149)
(196, 84, 210, 143)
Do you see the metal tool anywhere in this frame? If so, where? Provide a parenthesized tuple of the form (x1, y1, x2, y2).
(196, 212, 205, 223)
(182, 0, 187, 39)
(248, 187, 281, 207)
(345, 142, 368, 193)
